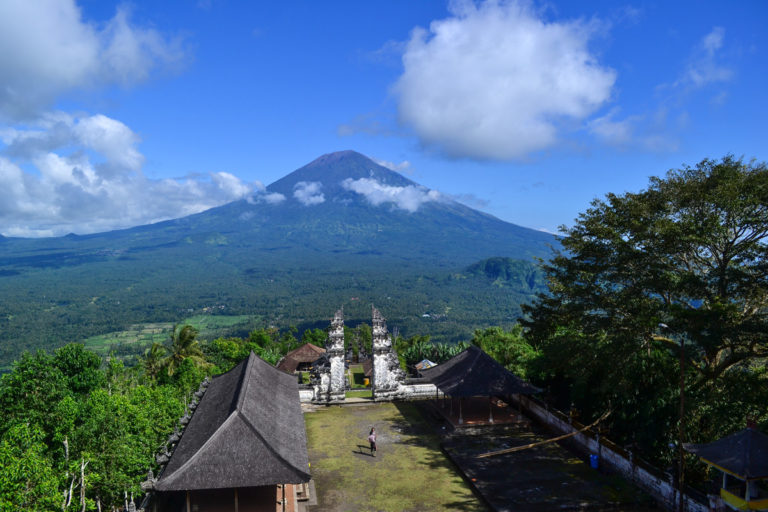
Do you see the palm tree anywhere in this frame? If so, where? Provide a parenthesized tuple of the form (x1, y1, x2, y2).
(163, 325, 207, 376)
(142, 342, 166, 380)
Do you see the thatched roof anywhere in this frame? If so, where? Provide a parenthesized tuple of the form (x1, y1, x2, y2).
(277, 343, 325, 373)
(420, 345, 541, 397)
(684, 428, 768, 479)
(155, 352, 310, 491)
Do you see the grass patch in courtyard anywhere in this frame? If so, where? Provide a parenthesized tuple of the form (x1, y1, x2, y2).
(348, 364, 368, 388)
(345, 389, 372, 399)
(304, 402, 484, 512)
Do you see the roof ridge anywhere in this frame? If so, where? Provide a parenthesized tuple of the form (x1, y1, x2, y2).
(235, 351, 258, 412)
(455, 346, 481, 387)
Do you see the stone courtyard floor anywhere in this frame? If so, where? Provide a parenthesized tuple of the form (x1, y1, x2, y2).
(303, 401, 661, 512)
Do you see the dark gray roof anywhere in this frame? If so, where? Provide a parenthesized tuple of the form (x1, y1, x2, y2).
(684, 428, 768, 479)
(420, 345, 541, 397)
(156, 352, 310, 491)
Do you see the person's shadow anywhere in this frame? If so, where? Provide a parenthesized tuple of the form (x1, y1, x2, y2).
(354, 444, 375, 456)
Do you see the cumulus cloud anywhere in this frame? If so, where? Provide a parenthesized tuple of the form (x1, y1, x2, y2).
(293, 181, 325, 206)
(341, 178, 441, 212)
(0, 114, 256, 237)
(0, 0, 185, 119)
(262, 192, 287, 204)
(394, 0, 616, 160)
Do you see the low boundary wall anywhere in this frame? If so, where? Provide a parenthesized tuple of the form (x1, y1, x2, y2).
(515, 394, 708, 512)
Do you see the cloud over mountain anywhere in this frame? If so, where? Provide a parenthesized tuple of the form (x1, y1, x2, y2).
(293, 181, 325, 206)
(341, 177, 441, 212)
(0, 113, 256, 237)
(0, 1, 262, 237)
(394, 0, 615, 160)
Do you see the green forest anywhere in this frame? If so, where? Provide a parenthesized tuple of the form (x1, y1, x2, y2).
(1, 155, 766, 510)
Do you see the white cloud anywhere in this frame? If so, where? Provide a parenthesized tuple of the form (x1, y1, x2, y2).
(293, 181, 325, 206)
(74, 114, 144, 172)
(0, 114, 257, 237)
(372, 158, 412, 174)
(263, 192, 287, 204)
(0, 0, 185, 119)
(678, 27, 732, 88)
(588, 107, 680, 152)
(394, 0, 616, 160)
(341, 177, 441, 212)
(588, 108, 635, 146)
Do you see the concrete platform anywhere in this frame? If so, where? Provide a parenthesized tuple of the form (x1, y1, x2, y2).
(439, 420, 661, 511)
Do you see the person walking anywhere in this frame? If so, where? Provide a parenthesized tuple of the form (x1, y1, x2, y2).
(368, 427, 377, 457)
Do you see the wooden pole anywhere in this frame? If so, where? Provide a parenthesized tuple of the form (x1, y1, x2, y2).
(477, 411, 611, 459)
(458, 398, 463, 425)
(234, 488, 239, 512)
(186, 490, 191, 512)
(488, 397, 494, 424)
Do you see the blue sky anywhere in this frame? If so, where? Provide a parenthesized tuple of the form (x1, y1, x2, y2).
(0, 0, 766, 237)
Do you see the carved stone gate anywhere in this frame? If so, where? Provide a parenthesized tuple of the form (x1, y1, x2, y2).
(312, 306, 405, 403)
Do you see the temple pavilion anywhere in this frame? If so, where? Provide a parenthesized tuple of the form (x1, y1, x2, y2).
(276, 342, 325, 373)
(684, 426, 768, 511)
(149, 351, 311, 512)
(420, 345, 541, 426)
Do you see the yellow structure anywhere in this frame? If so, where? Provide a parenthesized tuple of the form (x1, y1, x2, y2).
(684, 427, 768, 511)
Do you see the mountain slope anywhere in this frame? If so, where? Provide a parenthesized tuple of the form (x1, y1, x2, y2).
(0, 150, 557, 367)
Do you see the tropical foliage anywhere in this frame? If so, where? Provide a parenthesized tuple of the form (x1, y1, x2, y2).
(523, 155, 768, 465)
(0, 321, 310, 510)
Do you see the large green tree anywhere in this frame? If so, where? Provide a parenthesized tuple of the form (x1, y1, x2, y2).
(471, 325, 538, 379)
(0, 423, 60, 511)
(524, 156, 768, 457)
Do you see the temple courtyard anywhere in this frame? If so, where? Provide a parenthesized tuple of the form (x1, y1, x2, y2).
(303, 401, 660, 512)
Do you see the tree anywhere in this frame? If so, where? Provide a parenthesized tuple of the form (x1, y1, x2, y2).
(301, 328, 327, 346)
(53, 344, 105, 395)
(0, 350, 69, 439)
(142, 342, 166, 381)
(163, 325, 207, 377)
(524, 155, 768, 456)
(0, 423, 60, 511)
(471, 325, 538, 379)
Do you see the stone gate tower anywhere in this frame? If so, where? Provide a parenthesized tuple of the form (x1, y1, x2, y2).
(371, 306, 405, 400)
(325, 308, 346, 402)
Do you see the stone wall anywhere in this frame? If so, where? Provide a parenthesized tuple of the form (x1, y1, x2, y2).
(298, 388, 314, 402)
(398, 382, 440, 400)
(516, 394, 708, 512)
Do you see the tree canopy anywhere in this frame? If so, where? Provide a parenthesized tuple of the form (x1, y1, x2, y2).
(524, 155, 768, 458)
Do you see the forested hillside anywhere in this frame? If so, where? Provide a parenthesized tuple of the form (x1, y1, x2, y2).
(0, 151, 557, 368)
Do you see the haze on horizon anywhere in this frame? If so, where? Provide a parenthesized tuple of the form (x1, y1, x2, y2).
(0, 0, 765, 238)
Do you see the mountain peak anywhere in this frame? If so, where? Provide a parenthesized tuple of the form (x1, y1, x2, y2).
(303, 150, 366, 168)
(266, 150, 417, 199)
